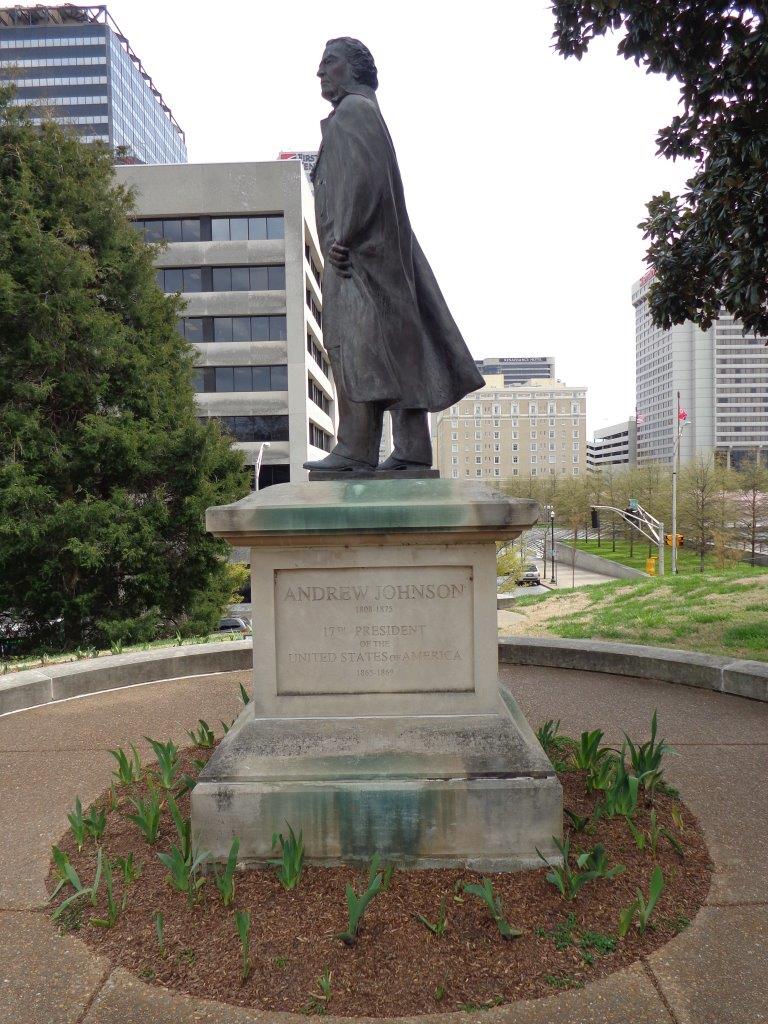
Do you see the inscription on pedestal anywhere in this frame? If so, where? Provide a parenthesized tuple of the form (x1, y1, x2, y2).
(274, 565, 474, 695)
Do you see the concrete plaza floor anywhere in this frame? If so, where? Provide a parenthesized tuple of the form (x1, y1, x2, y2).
(0, 664, 765, 1024)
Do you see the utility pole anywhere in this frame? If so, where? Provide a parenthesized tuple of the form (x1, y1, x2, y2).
(671, 395, 689, 574)
(550, 510, 556, 584)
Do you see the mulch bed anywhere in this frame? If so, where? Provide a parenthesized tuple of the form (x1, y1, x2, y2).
(47, 742, 712, 1017)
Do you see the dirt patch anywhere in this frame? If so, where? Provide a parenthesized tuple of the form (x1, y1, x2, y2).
(500, 592, 592, 635)
(47, 746, 712, 1017)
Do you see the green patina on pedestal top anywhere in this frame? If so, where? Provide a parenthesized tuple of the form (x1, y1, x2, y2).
(206, 479, 540, 546)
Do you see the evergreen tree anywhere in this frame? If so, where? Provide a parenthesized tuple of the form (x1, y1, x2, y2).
(0, 91, 250, 652)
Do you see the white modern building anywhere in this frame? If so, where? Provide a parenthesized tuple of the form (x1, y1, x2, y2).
(114, 160, 335, 486)
(0, 4, 187, 163)
(587, 420, 637, 471)
(633, 268, 768, 467)
(433, 376, 587, 481)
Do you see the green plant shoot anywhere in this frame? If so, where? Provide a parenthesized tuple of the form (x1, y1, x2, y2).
(336, 871, 383, 945)
(416, 895, 447, 936)
(157, 845, 209, 905)
(367, 852, 394, 890)
(144, 737, 179, 790)
(126, 790, 162, 845)
(270, 824, 304, 890)
(67, 797, 87, 851)
(187, 719, 215, 748)
(618, 865, 665, 937)
(213, 836, 240, 907)
(234, 909, 251, 981)
(154, 910, 165, 956)
(112, 853, 142, 885)
(83, 804, 106, 842)
(463, 879, 522, 940)
(109, 744, 142, 785)
(91, 854, 126, 928)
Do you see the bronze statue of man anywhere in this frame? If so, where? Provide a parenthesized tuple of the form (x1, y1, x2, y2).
(304, 37, 484, 474)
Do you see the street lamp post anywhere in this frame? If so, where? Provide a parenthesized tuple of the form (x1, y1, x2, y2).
(550, 510, 556, 584)
(254, 441, 270, 491)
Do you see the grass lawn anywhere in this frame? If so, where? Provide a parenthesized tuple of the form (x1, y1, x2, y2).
(505, 566, 768, 661)
(568, 537, 715, 574)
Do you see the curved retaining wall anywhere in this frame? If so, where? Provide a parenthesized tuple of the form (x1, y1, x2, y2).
(554, 541, 648, 579)
(499, 636, 767, 702)
(1, 636, 765, 717)
(0, 641, 251, 716)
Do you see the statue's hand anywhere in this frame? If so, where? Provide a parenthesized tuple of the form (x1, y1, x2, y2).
(328, 241, 352, 278)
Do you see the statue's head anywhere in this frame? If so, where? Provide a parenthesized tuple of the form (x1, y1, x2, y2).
(317, 37, 378, 104)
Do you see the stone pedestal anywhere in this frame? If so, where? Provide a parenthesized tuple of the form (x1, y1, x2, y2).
(192, 479, 562, 869)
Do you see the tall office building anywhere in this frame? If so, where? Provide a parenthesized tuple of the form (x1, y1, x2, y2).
(587, 420, 637, 472)
(474, 356, 555, 387)
(633, 269, 768, 467)
(114, 160, 335, 485)
(0, 4, 186, 164)
(433, 376, 587, 481)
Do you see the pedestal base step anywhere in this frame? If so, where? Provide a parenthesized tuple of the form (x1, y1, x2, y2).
(191, 694, 563, 870)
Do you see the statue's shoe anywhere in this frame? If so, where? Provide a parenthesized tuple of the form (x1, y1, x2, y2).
(375, 455, 433, 472)
(303, 453, 372, 472)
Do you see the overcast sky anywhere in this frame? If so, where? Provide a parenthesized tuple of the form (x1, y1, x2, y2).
(105, 0, 692, 433)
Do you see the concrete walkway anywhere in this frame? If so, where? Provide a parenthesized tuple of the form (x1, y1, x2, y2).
(0, 666, 766, 1024)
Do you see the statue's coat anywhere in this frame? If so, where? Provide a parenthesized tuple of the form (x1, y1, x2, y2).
(313, 89, 485, 411)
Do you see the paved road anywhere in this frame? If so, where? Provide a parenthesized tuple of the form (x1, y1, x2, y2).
(0, 668, 765, 1023)
(501, 558, 616, 599)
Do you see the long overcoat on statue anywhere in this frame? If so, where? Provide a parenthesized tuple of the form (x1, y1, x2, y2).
(312, 86, 485, 411)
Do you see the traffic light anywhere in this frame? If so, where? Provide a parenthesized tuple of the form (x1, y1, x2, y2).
(665, 533, 684, 546)
(590, 508, 600, 529)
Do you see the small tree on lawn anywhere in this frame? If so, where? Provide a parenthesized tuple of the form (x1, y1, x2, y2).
(736, 455, 768, 566)
(0, 91, 250, 652)
(678, 457, 720, 572)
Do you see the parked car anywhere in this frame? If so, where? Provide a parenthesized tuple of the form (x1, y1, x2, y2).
(517, 563, 541, 587)
(216, 616, 251, 636)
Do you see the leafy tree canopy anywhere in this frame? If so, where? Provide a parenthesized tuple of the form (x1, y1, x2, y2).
(551, 2, 768, 335)
(0, 89, 250, 651)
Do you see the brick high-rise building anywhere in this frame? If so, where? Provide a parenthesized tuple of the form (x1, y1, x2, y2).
(433, 376, 587, 481)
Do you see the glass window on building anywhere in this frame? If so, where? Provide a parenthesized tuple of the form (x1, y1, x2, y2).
(182, 268, 201, 292)
(162, 267, 181, 292)
(215, 367, 234, 391)
(134, 218, 201, 242)
(212, 215, 285, 241)
(231, 267, 250, 290)
(177, 317, 203, 341)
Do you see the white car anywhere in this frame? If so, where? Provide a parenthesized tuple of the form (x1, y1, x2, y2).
(517, 564, 541, 587)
